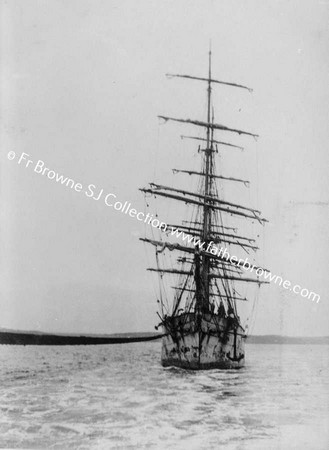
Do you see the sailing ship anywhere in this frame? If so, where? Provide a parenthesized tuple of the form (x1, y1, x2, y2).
(140, 51, 268, 370)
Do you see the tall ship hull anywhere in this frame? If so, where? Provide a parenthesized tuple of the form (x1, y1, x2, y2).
(140, 50, 267, 370)
(161, 314, 246, 370)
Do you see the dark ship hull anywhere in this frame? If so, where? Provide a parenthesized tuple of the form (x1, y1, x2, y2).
(161, 313, 246, 370)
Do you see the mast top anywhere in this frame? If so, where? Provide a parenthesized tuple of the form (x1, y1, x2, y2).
(208, 45, 212, 84)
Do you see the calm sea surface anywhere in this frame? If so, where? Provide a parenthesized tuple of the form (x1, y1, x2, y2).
(0, 342, 328, 449)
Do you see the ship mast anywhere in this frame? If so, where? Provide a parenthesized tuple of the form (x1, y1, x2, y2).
(203, 48, 212, 241)
(140, 52, 267, 322)
(199, 48, 213, 313)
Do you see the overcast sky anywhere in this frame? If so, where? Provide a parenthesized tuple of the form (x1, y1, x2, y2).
(1, 0, 329, 336)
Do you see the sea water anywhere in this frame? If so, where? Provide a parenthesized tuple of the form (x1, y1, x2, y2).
(0, 342, 328, 449)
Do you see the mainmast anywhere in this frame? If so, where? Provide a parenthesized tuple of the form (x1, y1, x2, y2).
(203, 48, 212, 240)
(199, 48, 213, 312)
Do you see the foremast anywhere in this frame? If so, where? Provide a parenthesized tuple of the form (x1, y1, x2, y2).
(198, 49, 213, 314)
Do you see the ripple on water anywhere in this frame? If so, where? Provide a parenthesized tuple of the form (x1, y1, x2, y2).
(0, 343, 328, 449)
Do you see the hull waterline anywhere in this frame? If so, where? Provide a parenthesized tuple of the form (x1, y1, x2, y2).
(161, 313, 246, 370)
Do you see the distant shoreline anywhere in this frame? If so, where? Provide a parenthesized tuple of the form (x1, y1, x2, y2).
(0, 329, 328, 346)
(246, 335, 329, 345)
(0, 329, 162, 345)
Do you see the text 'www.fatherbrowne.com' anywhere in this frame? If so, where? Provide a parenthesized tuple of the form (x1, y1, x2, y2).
(165, 227, 320, 303)
(8, 151, 320, 304)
